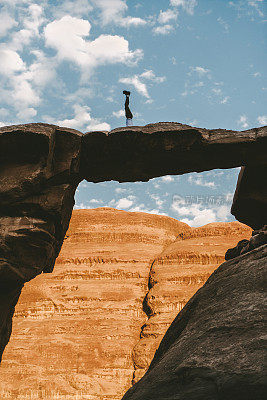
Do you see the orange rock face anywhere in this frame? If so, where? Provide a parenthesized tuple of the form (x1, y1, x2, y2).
(0, 209, 251, 399)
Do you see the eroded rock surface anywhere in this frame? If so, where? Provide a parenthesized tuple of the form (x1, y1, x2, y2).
(81, 123, 267, 182)
(122, 244, 267, 400)
(0, 124, 83, 360)
(0, 210, 252, 399)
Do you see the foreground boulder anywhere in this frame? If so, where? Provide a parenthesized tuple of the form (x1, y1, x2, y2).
(122, 244, 267, 400)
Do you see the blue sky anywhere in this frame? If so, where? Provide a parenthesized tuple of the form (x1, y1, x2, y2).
(0, 0, 266, 226)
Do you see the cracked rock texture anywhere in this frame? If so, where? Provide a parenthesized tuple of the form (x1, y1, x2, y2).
(0, 209, 251, 400)
(122, 243, 267, 400)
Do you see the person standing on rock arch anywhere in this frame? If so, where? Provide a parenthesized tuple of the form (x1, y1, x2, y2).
(123, 90, 133, 127)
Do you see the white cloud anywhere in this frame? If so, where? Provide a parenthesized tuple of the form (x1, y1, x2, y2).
(150, 194, 165, 207)
(171, 195, 231, 227)
(52, 0, 93, 18)
(116, 197, 134, 209)
(12, 74, 40, 107)
(237, 114, 249, 129)
(119, 75, 149, 98)
(17, 107, 37, 120)
(44, 16, 143, 71)
(153, 24, 174, 35)
(113, 109, 125, 118)
(129, 204, 166, 215)
(23, 4, 44, 36)
(92, 0, 147, 27)
(53, 104, 111, 132)
(191, 66, 210, 75)
(0, 47, 25, 75)
(188, 174, 216, 188)
(158, 9, 178, 24)
(119, 70, 165, 99)
(161, 175, 174, 182)
(257, 115, 267, 125)
(140, 70, 166, 83)
(0, 13, 18, 37)
(170, 0, 197, 15)
(115, 187, 128, 193)
(86, 121, 111, 131)
(89, 198, 102, 204)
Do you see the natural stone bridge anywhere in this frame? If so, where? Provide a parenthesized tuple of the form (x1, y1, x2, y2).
(0, 122, 266, 399)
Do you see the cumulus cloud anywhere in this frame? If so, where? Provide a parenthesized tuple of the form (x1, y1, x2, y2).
(113, 109, 125, 118)
(92, 0, 147, 27)
(51, 104, 111, 132)
(171, 195, 231, 227)
(0, 47, 25, 75)
(158, 9, 178, 24)
(161, 175, 174, 182)
(116, 197, 134, 209)
(188, 174, 216, 188)
(237, 114, 249, 129)
(0, 13, 18, 37)
(52, 0, 93, 18)
(257, 115, 267, 125)
(119, 69, 165, 98)
(44, 16, 143, 70)
(190, 66, 210, 75)
(153, 24, 174, 35)
(129, 204, 166, 215)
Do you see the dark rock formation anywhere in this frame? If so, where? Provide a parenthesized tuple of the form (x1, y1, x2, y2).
(231, 166, 267, 229)
(0, 123, 82, 361)
(122, 244, 267, 400)
(81, 123, 267, 182)
(225, 225, 267, 260)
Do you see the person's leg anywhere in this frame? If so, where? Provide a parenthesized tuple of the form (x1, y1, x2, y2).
(124, 94, 133, 120)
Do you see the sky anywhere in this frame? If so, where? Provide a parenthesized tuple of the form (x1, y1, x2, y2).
(0, 0, 266, 226)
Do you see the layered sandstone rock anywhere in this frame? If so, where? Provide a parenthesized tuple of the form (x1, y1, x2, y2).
(0, 209, 251, 399)
(122, 244, 267, 400)
(0, 208, 190, 399)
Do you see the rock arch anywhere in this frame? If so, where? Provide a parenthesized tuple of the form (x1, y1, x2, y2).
(0, 121, 266, 364)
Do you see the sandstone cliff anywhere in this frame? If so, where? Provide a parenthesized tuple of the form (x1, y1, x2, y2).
(0, 209, 251, 400)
